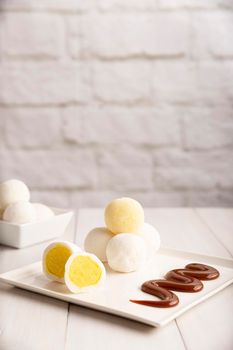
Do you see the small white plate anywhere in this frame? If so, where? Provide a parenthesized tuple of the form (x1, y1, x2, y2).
(0, 247, 232, 327)
(0, 208, 75, 248)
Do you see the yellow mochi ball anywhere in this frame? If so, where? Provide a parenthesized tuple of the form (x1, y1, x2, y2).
(104, 197, 144, 234)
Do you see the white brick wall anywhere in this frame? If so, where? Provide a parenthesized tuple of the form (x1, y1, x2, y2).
(75, 14, 189, 58)
(191, 12, 233, 59)
(0, 150, 97, 189)
(93, 62, 152, 103)
(4, 107, 61, 148)
(1, 13, 64, 59)
(63, 107, 181, 146)
(0, 63, 91, 104)
(0, 0, 232, 208)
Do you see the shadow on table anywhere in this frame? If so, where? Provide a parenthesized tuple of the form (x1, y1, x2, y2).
(69, 303, 156, 334)
(0, 282, 68, 309)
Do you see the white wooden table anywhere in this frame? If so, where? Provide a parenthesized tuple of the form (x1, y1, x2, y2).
(0, 208, 233, 350)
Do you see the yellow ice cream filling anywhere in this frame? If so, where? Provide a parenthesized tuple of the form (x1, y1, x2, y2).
(46, 244, 71, 278)
(68, 256, 102, 288)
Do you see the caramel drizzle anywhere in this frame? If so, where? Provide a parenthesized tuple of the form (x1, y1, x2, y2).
(130, 263, 220, 308)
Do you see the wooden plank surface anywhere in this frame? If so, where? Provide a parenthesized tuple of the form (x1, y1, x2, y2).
(65, 306, 185, 350)
(195, 208, 233, 256)
(0, 283, 68, 350)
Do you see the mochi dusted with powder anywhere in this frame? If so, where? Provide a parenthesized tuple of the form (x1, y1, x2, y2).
(106, 233, 146, 273)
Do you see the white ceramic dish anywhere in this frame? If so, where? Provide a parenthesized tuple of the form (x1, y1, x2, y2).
(0, 208, 75, 248)
(1, 247, 233, 326)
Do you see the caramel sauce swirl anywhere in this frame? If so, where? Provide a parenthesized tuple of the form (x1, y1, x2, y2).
(130, 263, 220, 308)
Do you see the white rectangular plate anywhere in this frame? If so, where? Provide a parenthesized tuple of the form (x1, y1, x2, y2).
(0, 247, 233, 327)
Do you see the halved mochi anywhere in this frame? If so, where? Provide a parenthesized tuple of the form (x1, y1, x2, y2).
(65, 252, 106, 293)
(43, 241, 81, 283)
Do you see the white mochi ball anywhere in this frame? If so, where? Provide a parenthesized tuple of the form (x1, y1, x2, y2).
(106, 233, 146, 273)
(3, 201, 36, 224)
(33, 203, 54, 222)
(84, 227, 113, 262)
(0, 179, 30, 211)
